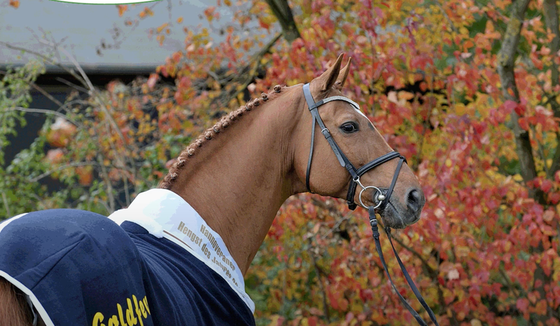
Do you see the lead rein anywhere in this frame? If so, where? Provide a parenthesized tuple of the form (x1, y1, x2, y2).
(368, 206, 440, 326)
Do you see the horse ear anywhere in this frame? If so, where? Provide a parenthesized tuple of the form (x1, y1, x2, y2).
(314, 53, 345, 92)
(334, 57, 352, 91)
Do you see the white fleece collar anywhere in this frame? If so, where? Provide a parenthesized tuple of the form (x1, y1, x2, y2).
(108, 189, 255, 313)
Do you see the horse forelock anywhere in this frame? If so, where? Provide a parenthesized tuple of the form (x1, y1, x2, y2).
(159, 84, 287, 190)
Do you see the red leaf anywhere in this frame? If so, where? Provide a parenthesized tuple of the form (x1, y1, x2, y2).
(503, 100, 517, 113)
(307, 317, 318, 326)
(516, 298, 529, 313)
(548, 192, 560, 204)
(514, 104, 526, 116)
(541, 179, 553, 193)
(259, 20, 270, 30)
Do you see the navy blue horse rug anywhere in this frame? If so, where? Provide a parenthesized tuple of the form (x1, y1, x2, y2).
(0, 189, 255, 325)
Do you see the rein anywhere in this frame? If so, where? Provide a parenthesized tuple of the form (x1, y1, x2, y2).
(302, 83, 439, 325)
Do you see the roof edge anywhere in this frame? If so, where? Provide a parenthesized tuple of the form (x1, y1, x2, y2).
(0, 63, 158, 75)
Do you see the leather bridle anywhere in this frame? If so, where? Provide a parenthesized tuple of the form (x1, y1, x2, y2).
(303, 83, 440, 326)
(303, 83, 405, 211)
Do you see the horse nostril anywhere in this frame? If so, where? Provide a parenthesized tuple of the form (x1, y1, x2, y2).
(406, 189, 425, 213)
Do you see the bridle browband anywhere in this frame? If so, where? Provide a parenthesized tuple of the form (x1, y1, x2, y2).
(302, 83, 439, 326)
(303, 83, 405, 211)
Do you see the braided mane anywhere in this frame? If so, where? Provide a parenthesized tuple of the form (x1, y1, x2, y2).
(159, 85, 285, 190)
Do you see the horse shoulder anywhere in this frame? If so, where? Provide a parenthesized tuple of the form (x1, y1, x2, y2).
(0, 277, 34, 326)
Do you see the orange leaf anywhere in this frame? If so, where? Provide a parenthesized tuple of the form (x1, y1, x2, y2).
(535, 299, 548, 315)
(76, 166, 93, 186)
(204, 6, 216, 22)
(117, 5, 127, 17)
(156, 23, 169, 34)
(156, 34, 165, 45)
(398, 91, 414, 101)
(528, 291, 538, 304)
(46, 149, 65, 164)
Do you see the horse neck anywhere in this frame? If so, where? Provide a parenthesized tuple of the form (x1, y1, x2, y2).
(170, 88, 303, 274)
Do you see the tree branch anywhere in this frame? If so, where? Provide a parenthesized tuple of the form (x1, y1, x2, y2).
(28, 161, 98, 183)
(543, 0, 560, 178)
(543, 0, 560, 113)
(30, 83, 64, 107)
(264, 0, 301, 43)
(498, 4, 553, 318)
(4, 107, 82, 128)
(3, 41, 138, 177)
(216, 33, 281, 107)
(0, 41, 88, 87)
(497, 0, 544, 203)
(96, 154, 116, 213)
(1, 192, 10, 218)
(308, 238, 331, 323)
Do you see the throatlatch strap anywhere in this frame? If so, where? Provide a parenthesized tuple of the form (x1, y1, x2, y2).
(368, 207, 440, 326)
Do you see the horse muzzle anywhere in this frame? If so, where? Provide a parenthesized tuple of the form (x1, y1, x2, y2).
(376, 187, 425, 229)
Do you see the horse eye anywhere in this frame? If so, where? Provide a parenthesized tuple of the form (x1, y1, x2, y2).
(340, 122, 359, 133)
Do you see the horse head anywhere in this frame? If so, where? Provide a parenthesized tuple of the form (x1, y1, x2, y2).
(292, 54, 425, 229)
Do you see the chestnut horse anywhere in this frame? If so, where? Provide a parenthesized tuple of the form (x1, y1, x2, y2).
(0, 54, 425, 325)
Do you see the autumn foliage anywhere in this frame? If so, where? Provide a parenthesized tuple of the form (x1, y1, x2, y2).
(3, 0, 560, 325)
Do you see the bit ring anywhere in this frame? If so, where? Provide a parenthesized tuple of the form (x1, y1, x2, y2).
(358, 185, 385, 209)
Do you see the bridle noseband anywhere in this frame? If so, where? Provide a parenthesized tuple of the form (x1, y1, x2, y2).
(303, 83, 406, 211)
(303, 83, 440, 326)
